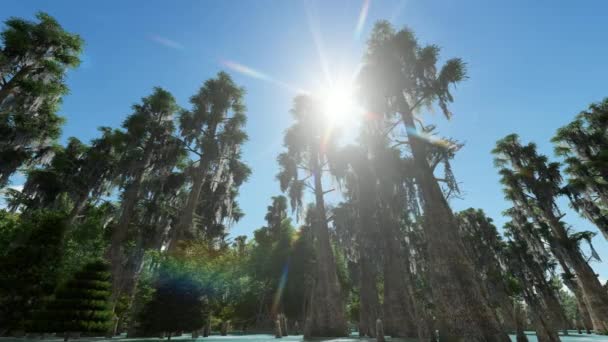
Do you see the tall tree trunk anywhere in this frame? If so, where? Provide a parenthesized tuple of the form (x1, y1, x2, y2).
(170, 120, 222, 252)
(358, 253, 379, 337)
(168, 163, 207, 252)
(66, 191, 90, 226)
(399, 107, 509, 341)
(568, 280, 593, 334)
(524, 289, 560, 342)
(355, 171, 380, 338)
(303, 153, 347, 338)
(108, 144, 154, 310)
(379, 215, 417, 338)
(513, 301, 528, 342)
(565, 249, 608, 333)
(541, 209, 608, 333)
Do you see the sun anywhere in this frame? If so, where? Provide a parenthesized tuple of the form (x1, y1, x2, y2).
(320, 81, 357, 127)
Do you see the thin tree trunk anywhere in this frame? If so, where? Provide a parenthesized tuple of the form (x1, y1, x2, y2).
(379, 216, 417, 338)
(524, 289, 560, 342)
(108, 144, 154, 311)
(513, 301, 528, 342)
(358, 253, 379, 337)
(303, 151, 347, 338)
(355, 171, 380, 338)
(399, 107, 509, 341)
(66, 191, 90, 226)
(168, 164, 207, 252)
(0, 65, 31, 106)
(559, 266, 593, 334)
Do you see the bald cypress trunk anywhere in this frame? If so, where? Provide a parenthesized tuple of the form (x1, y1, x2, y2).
(355, 170, 380, 338)
(358, 254, 379, 337)
(513, 302, 528, 342)
(539, 208, 608, 333)
(379, 215, 416, 338)
(523, 287, 560, 342)
(399, 108, 509, 341)
(566, 249, 608, 333)
(168, 165, 207, 252)
(563, 277, 593, 334)
(108, 143, 154, 311)
(66, 191, 90, 226)
(304, 150, 347, 338)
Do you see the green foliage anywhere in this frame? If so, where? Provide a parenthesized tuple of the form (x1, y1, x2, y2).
(0, 209, 20, 257)
(553, 98, 608, 239)
(0, 12, 83, 187)
(558, 286, 579, 326)
(0, 210, 68, 330)
(139, 263, 206, 335)
(59, 204, 113, 282)
(30, 260, 112, 333)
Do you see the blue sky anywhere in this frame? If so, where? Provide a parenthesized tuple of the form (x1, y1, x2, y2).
(3, 1, 608, 278)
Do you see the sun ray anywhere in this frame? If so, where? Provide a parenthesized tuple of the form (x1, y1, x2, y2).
(354, 0, 371, 40)
(304, 1, 332, 85)
(221, 60, 307, 94)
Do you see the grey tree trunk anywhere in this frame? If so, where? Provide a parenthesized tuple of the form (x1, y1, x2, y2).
(358, 254, 379, 337)
(375, 319, 385, 342)
(531, 313, 560, 342)
(303, 151, 348, 338)
(399, 108, 509, 341)
(66, 191, 90, 226)
(566, 249, 608, 333)
(170, 120, 222, 252)
(108, 144, 154, 311)
(540, 209, 608, 333)
(513, 301, 528, 342)
(354, 172, 381, 338)
(379, 216, 417, 338)
(168, 164, 207, 252)
(275, 318, 282, 338)
(280, 314, 288, 336)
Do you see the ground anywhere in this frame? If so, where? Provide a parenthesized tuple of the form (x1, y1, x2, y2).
(1, 332, 607, 342)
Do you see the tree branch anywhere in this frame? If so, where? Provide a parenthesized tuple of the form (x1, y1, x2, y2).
(383, 119, 403, 137)
(303, 181, 316, 192)
(323, 188, 335, 195)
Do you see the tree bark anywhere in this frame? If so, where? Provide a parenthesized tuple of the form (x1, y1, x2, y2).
(540, 208, 608, 333)
(566, 249, 608, 333)
(66, 191, 90, 226)
(0, 65, 31, 106)
(513, 301, 528, 342)
(358, 254, 379, 337)
(399, 107, 509, 341)
(303, 151, 348, 338)
(168, 163, 207, 252)
(108, 143, 154, 312)
(379, 215, 417, 338)
(354, 170, 381, 338)
(560, 267, 593, 334)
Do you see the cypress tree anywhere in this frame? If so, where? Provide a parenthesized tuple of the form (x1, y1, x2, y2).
(31, 260, 112, 338)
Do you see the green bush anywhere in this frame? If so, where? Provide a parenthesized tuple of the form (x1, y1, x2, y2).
(30, 260, 113, 334)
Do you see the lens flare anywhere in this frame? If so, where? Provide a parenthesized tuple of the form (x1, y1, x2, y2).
(271, 262, 290, 315)
(354, 0, 371, 40)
